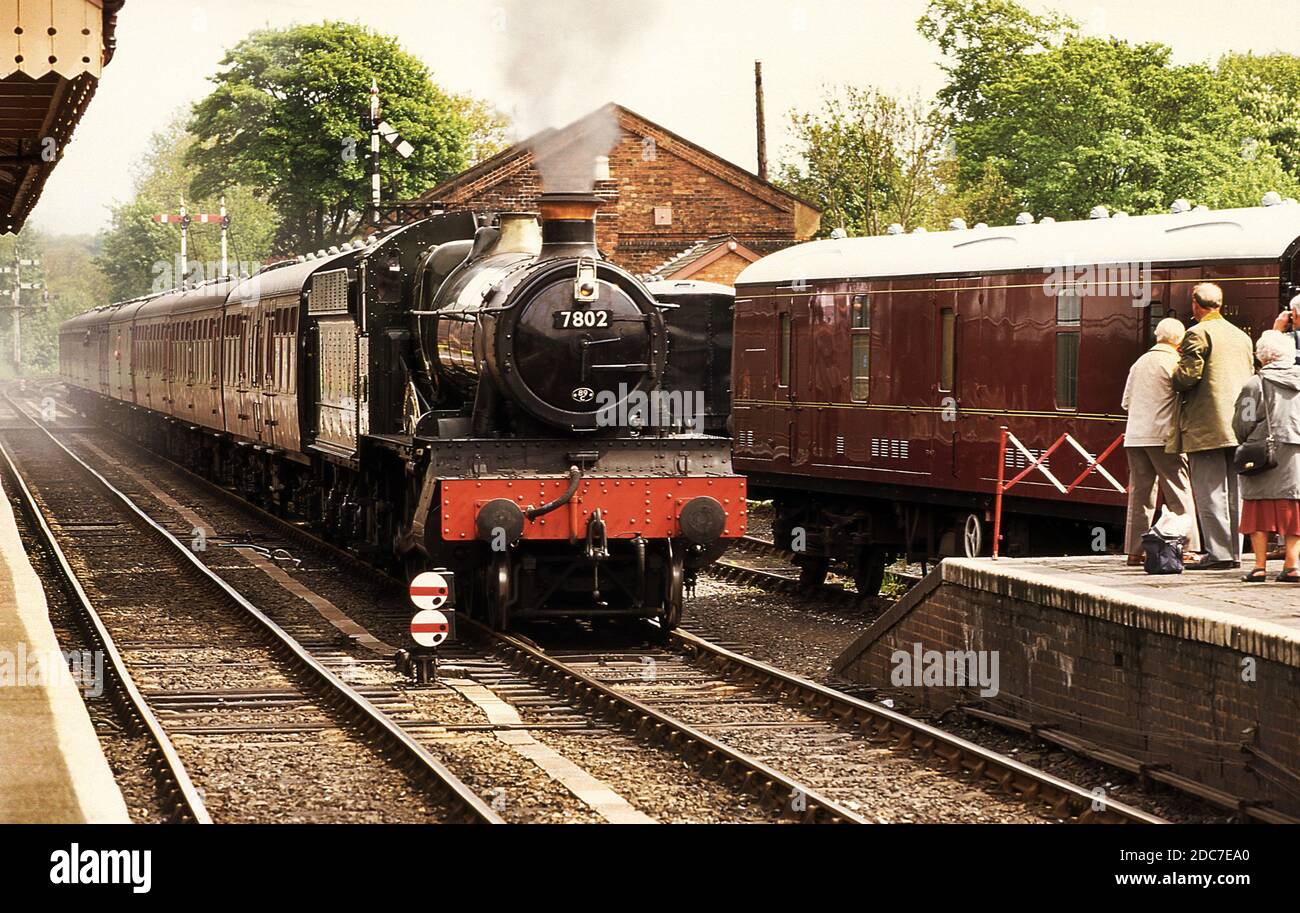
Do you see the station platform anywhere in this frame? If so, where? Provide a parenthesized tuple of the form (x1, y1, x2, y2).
(0, 474, 129, 823)
(834, 556, 1300, 818)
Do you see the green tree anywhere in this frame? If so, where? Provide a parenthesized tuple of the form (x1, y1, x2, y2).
(917, 0, 1075, 125)
(956, 37, 1248, 221)
(186, 22, 507, 251)
(97, 117, 280, 302)
(778, 87, 952, 236)
(1217, 52, 1300, 178)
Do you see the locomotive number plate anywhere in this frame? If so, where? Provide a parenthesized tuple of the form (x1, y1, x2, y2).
(554, 309, 611, 330)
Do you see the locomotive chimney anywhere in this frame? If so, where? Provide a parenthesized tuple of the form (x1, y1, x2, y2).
(538, 192, 600, 258)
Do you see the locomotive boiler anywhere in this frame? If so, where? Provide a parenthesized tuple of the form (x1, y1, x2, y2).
(59, 193, 746, 631)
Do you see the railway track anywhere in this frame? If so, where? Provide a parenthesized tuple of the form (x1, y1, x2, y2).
(0, 394, 501, 824)
(708, 535, 923, 606)
(12, 385, 1167, 823)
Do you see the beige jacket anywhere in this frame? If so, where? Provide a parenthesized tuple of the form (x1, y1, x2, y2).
(1169, 311, 1256, 453)
(1122, 343, 1180, 447)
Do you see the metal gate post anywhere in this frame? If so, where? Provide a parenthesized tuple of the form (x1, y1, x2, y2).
(993, 425, 1008, 559)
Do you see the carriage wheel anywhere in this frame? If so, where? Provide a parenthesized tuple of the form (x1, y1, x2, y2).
(853, 547, 887, 597)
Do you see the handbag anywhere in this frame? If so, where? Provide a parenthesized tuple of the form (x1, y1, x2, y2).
(1141, 530, 1186, 574)
(1234, 377, 1277, 476)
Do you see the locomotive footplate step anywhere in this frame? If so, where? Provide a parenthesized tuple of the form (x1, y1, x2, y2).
(833, 555, 1300, 819)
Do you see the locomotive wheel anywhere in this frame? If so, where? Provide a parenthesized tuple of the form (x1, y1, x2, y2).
(486, 554, 512, 632)
(795, 556, 830, 590)
(660, 549, 684, 631)
(853, 548, 887, 597)
(962, 514, 985, 558)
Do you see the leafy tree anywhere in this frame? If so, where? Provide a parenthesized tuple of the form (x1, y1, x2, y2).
(956, 37, 1250, 221)
(97, 117, 280, 302)
(917, 0, 1075, 124)
(778, 87, 952, 236)
(1217, 52, 1300, 178)
(186, 22, 507, 251)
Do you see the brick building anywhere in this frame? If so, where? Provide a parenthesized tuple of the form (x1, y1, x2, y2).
(409, 104, 820, 283)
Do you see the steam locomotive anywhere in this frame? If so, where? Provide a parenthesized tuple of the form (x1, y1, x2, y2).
(59, 193, 746, 630)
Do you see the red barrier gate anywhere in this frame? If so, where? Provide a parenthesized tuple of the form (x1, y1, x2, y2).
(992, 426, 1126, 559)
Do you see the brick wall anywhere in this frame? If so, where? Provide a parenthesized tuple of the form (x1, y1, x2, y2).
(836, 570, 1300, 816)
(439, 125, 802, 275)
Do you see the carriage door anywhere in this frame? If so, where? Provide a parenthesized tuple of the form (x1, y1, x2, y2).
(775, 299, 795, 470)
(250, 314, 265, 441)
(935, 287, 960, 479)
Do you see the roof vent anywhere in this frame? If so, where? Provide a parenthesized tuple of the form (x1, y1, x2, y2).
(1015, 212, 1034, 225)
(948, 218, 968, 231)
(1040, 216, 1056, 224)
(1170, 198, 1192, 214)
(1262, 191, 1283, 207)
(1193, 204, 1210, 212)
(1285, 198, 1299, 206)
(886, 223, 904, 235)
(1089, 205, 1109, 220)
(974, 222, 989, 230)
(829, 227, 848, 239)
(295, 255, 305, 263)
(912, 227, 928, 234)
(1113, 211, 1129, 218)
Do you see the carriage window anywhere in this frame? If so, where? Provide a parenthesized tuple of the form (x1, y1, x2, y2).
(1146, 302, 1165, 345)
(778, 313, 791, 387)
(851, 295, 869, 329)
(1055, 332, 1079, 409)
(851, 335, 870, 402)
(1056, 291, 1081, 326)
(939, 308, 956, 392)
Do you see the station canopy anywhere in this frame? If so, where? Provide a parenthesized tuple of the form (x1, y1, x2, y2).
(0, 0, 123, 233)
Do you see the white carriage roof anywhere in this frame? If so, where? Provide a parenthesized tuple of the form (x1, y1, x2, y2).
(735, 204, 1300, 286)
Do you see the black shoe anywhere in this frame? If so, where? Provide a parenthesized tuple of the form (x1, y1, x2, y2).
(1185, 557, 1239, 570)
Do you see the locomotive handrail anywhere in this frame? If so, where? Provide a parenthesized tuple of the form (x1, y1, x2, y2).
(992, 425, 1125, 559)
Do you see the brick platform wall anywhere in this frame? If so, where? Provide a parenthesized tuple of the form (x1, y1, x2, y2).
(835, 564, 1300, 816)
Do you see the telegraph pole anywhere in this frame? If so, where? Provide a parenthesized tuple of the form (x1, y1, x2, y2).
(0, 246, 43, 373)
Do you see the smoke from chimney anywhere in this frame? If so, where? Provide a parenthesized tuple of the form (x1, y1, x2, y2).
(495, 0, 666, 192)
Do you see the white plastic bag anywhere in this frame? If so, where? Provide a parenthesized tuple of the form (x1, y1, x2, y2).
(1152, 504, 1193, 540)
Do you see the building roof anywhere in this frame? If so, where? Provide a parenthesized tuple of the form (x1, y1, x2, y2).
(643, 234, 760, 281)
(418, 103, 820, 219)
(1, 0, 124, 233)
(737, 203, 1300, 286)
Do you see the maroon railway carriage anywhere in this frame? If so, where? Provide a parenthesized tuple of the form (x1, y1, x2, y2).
(733, 202, 1300, 593)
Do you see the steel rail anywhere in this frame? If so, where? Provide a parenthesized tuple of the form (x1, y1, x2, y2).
(666, 627, 1166, 824)
(0, 437, 213, 824)
(2, 394, 503, 824)
(461, 616, 869, 824)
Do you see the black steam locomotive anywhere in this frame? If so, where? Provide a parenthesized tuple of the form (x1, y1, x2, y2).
(59, 192, 746, 629)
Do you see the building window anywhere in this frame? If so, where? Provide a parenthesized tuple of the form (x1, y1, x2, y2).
(778, 313, 791, 387)
(1055, 332, 1079, 409)
(939, 307, 955, 392)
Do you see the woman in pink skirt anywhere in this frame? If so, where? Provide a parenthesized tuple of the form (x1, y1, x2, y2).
(1234, 330, 1300, 582)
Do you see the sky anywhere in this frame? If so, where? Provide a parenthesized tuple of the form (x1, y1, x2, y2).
(29, 0, 1300, 236)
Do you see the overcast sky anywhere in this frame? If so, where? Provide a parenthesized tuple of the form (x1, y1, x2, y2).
(29, 0, 1300, 236)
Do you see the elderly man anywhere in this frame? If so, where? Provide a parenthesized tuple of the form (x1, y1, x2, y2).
(1170, 282, 1256, 569)
(1271, 293, 1300, 364)
(1122, 317, 1200, 563)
